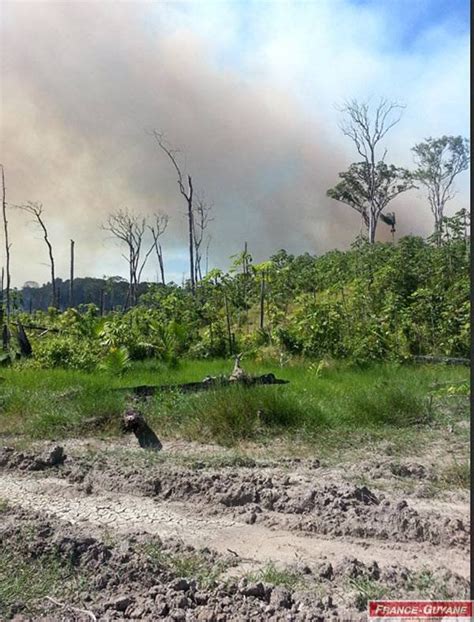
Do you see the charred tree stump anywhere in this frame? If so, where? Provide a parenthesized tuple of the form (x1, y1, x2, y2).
(2, 324, 10, 351)
(122, 409, 162, 451)
(17, 321, 32, 357)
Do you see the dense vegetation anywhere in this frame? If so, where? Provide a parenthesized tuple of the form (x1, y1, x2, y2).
(0, 211, 468, 448)
(8, 209, 470, 371)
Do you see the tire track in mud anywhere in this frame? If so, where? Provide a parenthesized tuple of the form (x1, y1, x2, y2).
(0, 473, 469, 579)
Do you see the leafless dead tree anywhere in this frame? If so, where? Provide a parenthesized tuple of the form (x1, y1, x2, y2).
(337, 98, 405, 243)
(205, 234, 211, 276)
(148, 213, 169, 284)
(0, 165, 11, 318)
(193, 197, 213, 283)
(69, 239, 75, 307)
(152, 131, 196, 293)
(102, 208, 152, 307)
(18, 202, 57, 308)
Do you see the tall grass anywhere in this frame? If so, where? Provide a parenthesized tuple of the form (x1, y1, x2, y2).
(0, 359, 468, 443)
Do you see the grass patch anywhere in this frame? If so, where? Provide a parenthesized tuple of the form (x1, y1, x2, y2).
(438, 460, 470, 489)
(247, 561, 303, 590)
(349, 577, 389, 611)
(143, 542, 228, 587)
(0, 549, 89, 618)
(406, 568, 469, 600)
(0, 359, 468, 447)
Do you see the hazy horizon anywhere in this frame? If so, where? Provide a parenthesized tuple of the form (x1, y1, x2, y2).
(1, 0, 469, 288)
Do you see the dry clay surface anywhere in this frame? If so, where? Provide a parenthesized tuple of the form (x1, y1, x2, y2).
(0, 438, 470, 621)
(0, 471, 468, 579)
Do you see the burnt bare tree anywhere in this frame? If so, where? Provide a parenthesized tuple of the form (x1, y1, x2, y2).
(69, 239, 75, 307)
(148, 213, 169, 285)
(0, 165, 11, 318)
(152, 131, 196, 293)
(334, 98, 406, 243)
(205, 234, 211, 277)
(102, 208, 153, 307)
(18, 202, 57, 308)
(193, 197, 213, 283)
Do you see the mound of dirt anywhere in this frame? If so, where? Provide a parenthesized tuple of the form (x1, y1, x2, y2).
(0, 445, 65, 471)
(0, 442, 469, 620)
(1, 507, 468, 621)
(59, 452, 469, 548)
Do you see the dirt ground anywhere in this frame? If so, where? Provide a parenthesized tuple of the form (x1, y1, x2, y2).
(0, 428, 469, 621)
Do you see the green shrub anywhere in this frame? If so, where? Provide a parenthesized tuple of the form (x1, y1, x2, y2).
(31, 336, 100, 371)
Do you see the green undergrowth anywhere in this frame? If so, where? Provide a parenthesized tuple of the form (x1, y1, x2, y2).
(348, 566, 470, 612)
(246, 562, 304, 590)
(438, 460, 470, 489)
(143, 542, 229, 587)
(0, 548, 90, 619)
(0, 359, 468, 447)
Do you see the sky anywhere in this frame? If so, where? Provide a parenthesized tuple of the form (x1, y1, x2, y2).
(0, 0, 470, 287)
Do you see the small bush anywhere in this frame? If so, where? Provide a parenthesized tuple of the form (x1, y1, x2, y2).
(31, 336, 100, 371)
(98, 347, 131, 375)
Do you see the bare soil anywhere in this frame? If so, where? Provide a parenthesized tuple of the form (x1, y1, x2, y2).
(0, 432, 469, 621)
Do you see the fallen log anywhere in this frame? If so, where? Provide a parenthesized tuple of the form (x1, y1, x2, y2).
(22, 323, 60, 333)
(121, 372, 289, 398)
(412, 355, 470, 366)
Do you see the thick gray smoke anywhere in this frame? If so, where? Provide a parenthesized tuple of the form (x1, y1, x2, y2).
(0, 2, 469, 286)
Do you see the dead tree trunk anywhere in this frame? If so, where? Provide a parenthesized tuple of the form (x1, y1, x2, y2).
(259, 271, 266, 330)
(224, 291, 233, 355)
(158, 244, 165, 284)
(102, 209, 149, 309)
(148, 214, 168, 286)
(193, 198, 213, 285)
(2, 324, 10, 351)
(152, 132, 196, 293)
(0, 165, 11, 318)
(17, 320, 32, 357)
(69, 239, 75, 307)
(40, 219, 56, 307)
(205, 236, 211, 277)
(18, 202, 56, 308)
(187, 175, 195, 292)
(122, 409, 162, 451)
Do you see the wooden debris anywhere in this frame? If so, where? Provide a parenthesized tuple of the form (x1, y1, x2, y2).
(127, 372, 288, 398)
(45, 596, 97, 621)
(229, 353, 247, 382)
(412, 355, 470, 366)
(115, 356, 289, 399)
(17, 320, 33, 357)
(122, 409, 162, 451)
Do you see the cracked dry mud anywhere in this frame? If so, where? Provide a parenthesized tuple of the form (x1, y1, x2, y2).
(0, 437, 469, 621)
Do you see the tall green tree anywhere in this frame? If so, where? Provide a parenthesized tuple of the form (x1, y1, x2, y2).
(412, 136, 470, 244)
(327, 161, 414, 241)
